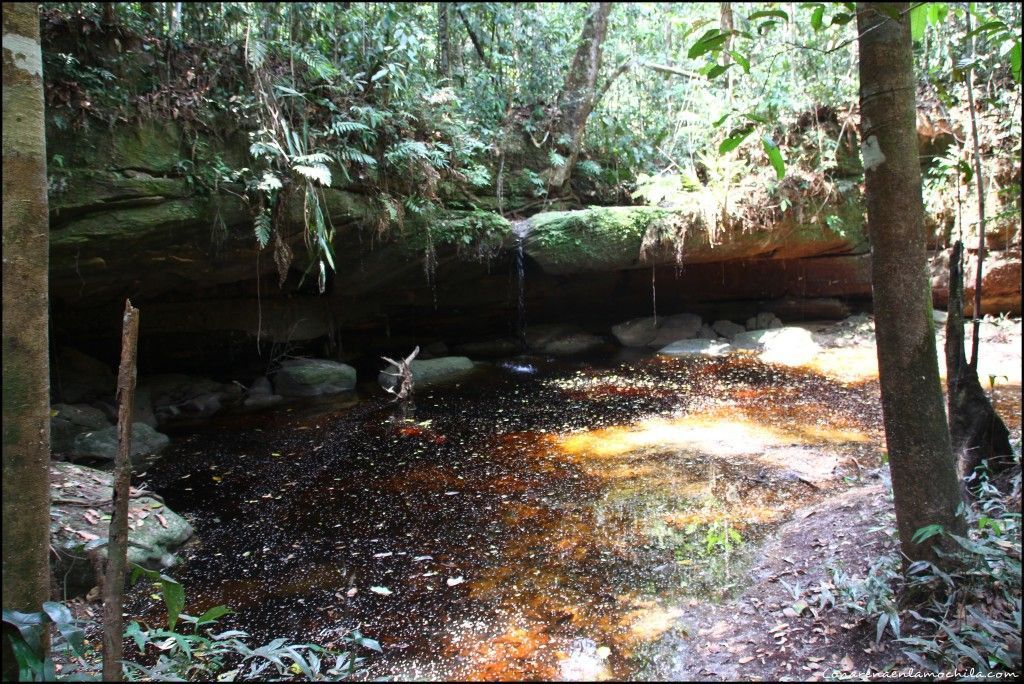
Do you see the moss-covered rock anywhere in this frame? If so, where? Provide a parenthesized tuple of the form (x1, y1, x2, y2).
(525, 206, 668, 273)
(274, 359, 358, 397)
(378, 356, 476, 391)
(69, 422, 171, 465)
(50, 462, 193, 597)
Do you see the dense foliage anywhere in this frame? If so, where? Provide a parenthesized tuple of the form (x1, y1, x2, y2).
(39, 2, 1021, 281)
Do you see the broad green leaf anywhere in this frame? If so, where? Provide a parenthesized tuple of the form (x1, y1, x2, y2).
(729, 50, 750, 73)
(831, 12, 854, 26)
(707, 63, 734, 79)
(688, 30, 730, 59)
(1010, 41, 1022, 82)
(159, 575, 185, 631)
(371, 68, 388, 82)
(42, 602, 85, 655)
(197, 605, 233, 626)
(719, 127, 753, 154)
(761, 135, 786, 179)
(747, 9, 789, 22)
(910, 5, 927, 41)
(911, 524, 945, 543)
(811, 5, 825, 31)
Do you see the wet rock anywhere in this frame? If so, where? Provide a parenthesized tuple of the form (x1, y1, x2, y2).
(649, 313, 703, 347)
(613, 313, 702, 347)
(658, 339, 734, 357)
(50, 462, 193, 597)
(525, 324, 583, 350)
(244, 376, 283, 407)
(51, 348, 116, 404)
(732, 327, 820, 366)
(140, 373, 241, 422)
(542, 332, 608, 356)
(745, 312, 782, 331)
(69, 422, 171, 465)
(378, 356, 476, 391)
(712, 320, 746, 339)
(697, 323, 720, 339)
(274, 359, 358, 397)
(454, 338, 522, 358)
(611, 317, 660, 347)
(51, 404, 112, 455)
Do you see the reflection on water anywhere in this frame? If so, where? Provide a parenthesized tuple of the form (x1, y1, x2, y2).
(130, 354, 893, 680)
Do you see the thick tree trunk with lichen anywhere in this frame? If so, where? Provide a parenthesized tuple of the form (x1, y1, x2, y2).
(2, 2, 53, 677)
(856, 3, 966, 569)
(546, 2, 612, 191)
(945, 241, 1012, 491)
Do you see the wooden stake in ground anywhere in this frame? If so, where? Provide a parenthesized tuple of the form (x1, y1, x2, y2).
(102, 300, 140, 682)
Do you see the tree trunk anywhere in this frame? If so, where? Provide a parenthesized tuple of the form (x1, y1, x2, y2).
(2, 3, 53, 678)
(720, 2, 734, 104)
(856, 2, 966, 570)
(944, 241, 1012, 490)
(102, 301, 140, 683)
(437, 2, 451, 79)
(546, 2, 613, 191)
(168, 1, 181, 36)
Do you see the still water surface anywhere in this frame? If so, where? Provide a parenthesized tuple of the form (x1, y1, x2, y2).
(131, 353, 891, 680)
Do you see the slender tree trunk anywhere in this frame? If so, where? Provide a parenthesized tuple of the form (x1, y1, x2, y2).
(437, 2, 451, 79)
(2, 3, 53, 678)
(168, 1, 181, 36)
(101, 301, 140, 682)
(720, 2, 734, 104)
(546, 2, 613, 191)
(856, 3, 966, 569)
(945, 244, 1012, 487)
(964, 11, 986, 366)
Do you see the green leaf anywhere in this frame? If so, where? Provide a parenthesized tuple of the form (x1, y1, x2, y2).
(1010, 41, 1022, 82)
(42, 602, 85, 655)
(811, 5, 825, 31)
(910, 4, 927, 41)
(196, 605, 233, 627)
(371, 68, 388, 82)
(719, 127, 753, 154)
(688, 30, 731, 59)
(761, 135, 786, 179)
(911, 524, 945, 543)
(6, 634, 43, 681)
(747, 9, 789, 22)
(707, 63, 734, 79)
(729, 50, 750, 73)
(831, 12, 854, 26)
(159, 575, 185, 631)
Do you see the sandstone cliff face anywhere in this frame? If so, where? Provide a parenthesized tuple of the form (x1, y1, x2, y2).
(46, 119, 1019, 374)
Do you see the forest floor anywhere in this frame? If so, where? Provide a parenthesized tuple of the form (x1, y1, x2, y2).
(644, 314, 1022, 682)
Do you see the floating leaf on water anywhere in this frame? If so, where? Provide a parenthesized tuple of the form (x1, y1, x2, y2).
(346, 587, 358, 597)
(446, 577, 465, 587)
(370, 586, 392, 595)
(413, 555, 433, 562)
(373, 552, 393, 558)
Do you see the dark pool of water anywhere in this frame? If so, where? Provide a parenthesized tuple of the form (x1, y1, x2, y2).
(128, 353, 887, 680)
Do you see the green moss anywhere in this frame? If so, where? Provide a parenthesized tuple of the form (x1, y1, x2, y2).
(527, 206, 669, 271)
(403, 208, 512, 253)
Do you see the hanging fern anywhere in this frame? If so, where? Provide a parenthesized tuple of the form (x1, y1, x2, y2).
(254, 210, 272, 249)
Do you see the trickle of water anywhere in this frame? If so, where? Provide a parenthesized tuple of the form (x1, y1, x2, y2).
(511, 220, 531, 350)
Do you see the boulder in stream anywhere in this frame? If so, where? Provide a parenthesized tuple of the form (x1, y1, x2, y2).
(612, 313, 702, 348)
(140, 373, 241, 423)
(50, 462, 193, 597)
(273, 359, 357, 397)
(378, 356, 476, 391)
(51, 348, 116, 404)
(732, 326, 821, 366)
(69, 423, 171, 465)
(51, 403, 112, 454)
(658, 339, 734, 357)
(712, 320, 746, 339)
